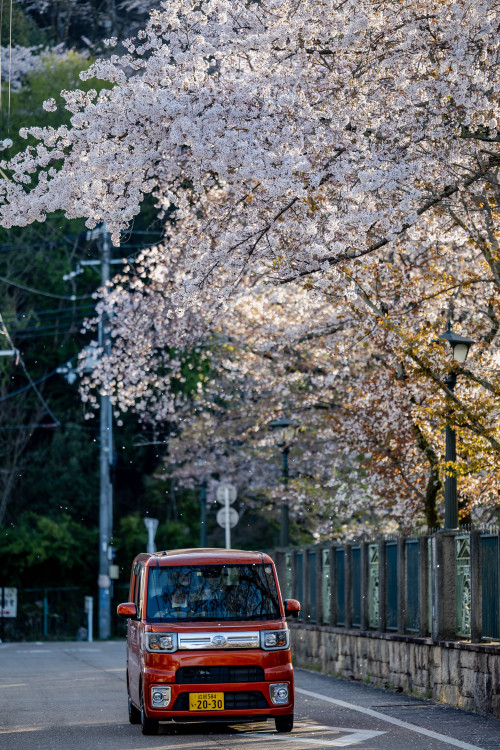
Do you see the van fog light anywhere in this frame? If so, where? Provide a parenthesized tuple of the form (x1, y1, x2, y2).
(269, 683, 289, 705)
(151, 685, 171, 708)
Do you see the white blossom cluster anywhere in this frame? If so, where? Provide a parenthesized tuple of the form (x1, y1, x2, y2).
(0, 45, 85, 90)
(1, 0, 499, 531)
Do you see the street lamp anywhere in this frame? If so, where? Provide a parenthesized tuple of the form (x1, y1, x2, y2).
(438, 323, 474, 530)
(268, 418, 297, 547)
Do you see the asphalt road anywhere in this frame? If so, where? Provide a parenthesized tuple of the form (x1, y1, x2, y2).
(1, 641, 500, 750)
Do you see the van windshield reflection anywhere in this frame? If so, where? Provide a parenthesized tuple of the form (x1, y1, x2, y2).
(146, 564, 280, 622)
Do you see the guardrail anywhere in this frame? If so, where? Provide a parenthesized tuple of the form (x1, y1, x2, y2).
(273, 527, 500, 642)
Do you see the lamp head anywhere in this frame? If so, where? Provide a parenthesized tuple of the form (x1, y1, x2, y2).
(268, 418, 297, 447)
(438, 323, 474, 363)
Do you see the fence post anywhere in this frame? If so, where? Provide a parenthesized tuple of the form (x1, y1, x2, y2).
(431, 532, 457, 640)
(470, 530, 482, 643)
(303, 548, 310, 622)
(330, 544, 338, 626)
(397, 537, 405, 634)
(419, 537, 429, 636)
(361, 542, 369, 630)
(345, 544, 353, 629)
(316, 547, 323, 625)
(378, 541, 386, 632)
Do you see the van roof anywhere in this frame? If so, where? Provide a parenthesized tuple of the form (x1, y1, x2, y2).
(137, 548, 274, 567)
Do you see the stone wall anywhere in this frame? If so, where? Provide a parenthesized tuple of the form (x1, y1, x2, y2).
(290, 623, 500, 718)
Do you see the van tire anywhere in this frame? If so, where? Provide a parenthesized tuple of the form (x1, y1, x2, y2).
(275, 714, 293, 733)
(128, 692, 141, 724)
(140, 689, 159, 735)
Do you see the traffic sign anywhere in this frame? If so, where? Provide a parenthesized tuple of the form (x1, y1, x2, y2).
(216, 483, 237, 504)
(0, 588, 17, 618)
(216, 507, 239, 529)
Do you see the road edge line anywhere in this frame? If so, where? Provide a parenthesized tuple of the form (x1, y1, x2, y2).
(295, 687, 487, 750)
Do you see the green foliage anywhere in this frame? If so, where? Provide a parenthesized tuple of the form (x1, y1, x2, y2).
(1, 1, 46, 48)
(19, 423, 99, 523)
(0, 512, 97, 588)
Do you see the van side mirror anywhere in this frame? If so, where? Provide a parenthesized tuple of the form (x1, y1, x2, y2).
(284, 599, 301, 618)
(117, 602, 137, 618)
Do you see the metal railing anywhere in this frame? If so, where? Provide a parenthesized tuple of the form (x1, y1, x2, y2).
(0, 585, 129, 642)
(274, 527, 500, 642)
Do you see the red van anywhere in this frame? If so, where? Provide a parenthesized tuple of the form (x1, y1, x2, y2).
(117, 548, 300, 735)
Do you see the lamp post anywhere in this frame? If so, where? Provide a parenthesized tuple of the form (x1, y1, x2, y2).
(200, 477, 207, 548)
(268, 418, 297, 547)
(438, 323, 474, 530)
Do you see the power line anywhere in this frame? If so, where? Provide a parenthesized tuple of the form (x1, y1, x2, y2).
(0, 312, 61, 426)
(0, 422, 59, 431)
(2, 303, 95, 321)
(0, 274, 93, 300)
(0, 354, 78, 403)
(7, 311, 94, 329)
(10, 327, 86, 340)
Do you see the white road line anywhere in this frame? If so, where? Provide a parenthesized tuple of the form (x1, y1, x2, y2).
(245, 730, 385, 747)
(296, 687, 487, 750)
(297, 724, 386, 746)
(15, 649, 53, 654)
(63, 648, 102, 652)
(0, 683, 27, 688)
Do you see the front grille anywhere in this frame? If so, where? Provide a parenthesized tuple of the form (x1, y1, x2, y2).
(172, 691, 268, 711)
(176, 665, 265, 684)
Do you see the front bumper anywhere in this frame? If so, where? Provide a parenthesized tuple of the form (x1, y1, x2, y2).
(144, 680, 293, 720)
(141, 647, 294, 721)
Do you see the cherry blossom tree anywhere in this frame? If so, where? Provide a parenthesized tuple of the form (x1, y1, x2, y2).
(0, 0, 499, 532)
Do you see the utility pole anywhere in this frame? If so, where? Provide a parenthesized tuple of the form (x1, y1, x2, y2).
(97, 224, 113, 640)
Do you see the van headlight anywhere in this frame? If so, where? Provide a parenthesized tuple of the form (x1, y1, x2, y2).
(150, 685, 171, 708)
(146, 632, 178, 653)
(260, 629, 289, 650)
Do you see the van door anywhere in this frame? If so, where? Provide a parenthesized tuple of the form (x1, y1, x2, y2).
(128, 563, 144, 706)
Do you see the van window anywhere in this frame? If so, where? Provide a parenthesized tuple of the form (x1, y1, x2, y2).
(135, 565, 144, 618)
(146, 564, 280, 622)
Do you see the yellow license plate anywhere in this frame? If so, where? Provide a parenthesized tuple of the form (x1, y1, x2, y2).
(189, 692, 224, 711)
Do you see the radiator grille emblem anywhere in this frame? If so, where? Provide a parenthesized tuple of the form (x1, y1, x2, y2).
(211, 635, 227, 646)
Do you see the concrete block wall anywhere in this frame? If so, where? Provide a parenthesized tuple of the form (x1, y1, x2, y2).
(290, 624, 500, 718)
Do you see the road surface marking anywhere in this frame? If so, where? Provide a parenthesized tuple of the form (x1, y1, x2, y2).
(296, 687, 487, 750)
(0, 683, 27, 688)
(246, 728, 385, 746)
(0, 727, 44, 734)
(15, 649, 53, 653)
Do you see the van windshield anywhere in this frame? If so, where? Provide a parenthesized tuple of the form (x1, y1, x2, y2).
(146, 564, 281, 622)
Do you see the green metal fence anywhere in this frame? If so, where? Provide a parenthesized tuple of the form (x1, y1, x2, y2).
(406, 540, 419, 632)
(481, 534, 499, 640)
(385, 542, 398, 631)
(351, 546, 361, 628)
(336, 547, 345, 626)
(274, 527, 500, 642)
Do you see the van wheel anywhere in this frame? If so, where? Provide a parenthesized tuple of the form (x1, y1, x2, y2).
(140, 689, 159, 735)
(128, 692, 140, 724)
(275, 714, 293, 733)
